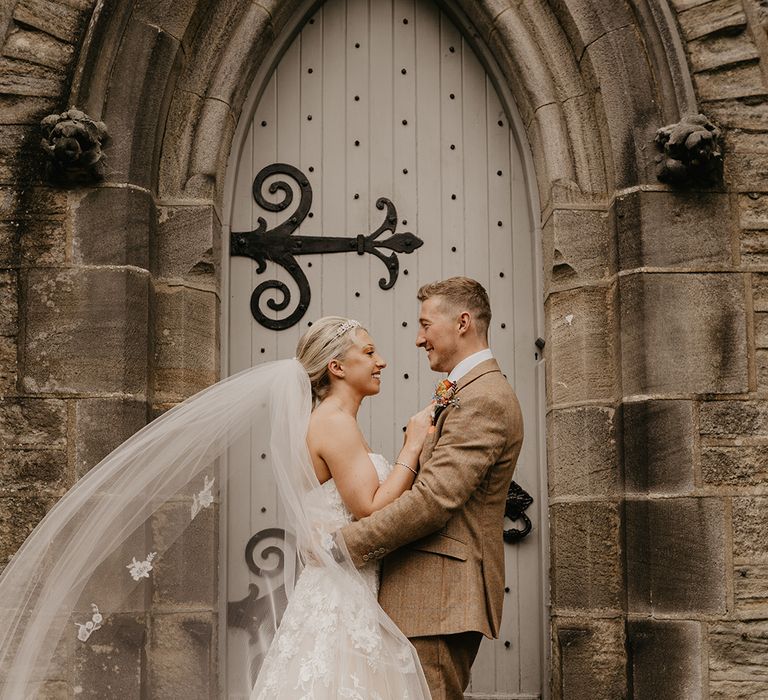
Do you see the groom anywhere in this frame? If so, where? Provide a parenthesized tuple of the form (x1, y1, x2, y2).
(340, 276, 524, 699)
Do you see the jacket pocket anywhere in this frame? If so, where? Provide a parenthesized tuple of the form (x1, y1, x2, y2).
(409, 532, 468, 561)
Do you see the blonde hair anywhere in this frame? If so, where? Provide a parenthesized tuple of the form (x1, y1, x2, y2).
(296, 316, 365, 403)
(417, 276, 491, 336)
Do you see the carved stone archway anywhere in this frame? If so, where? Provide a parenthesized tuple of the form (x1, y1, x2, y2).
(3, 0, 749, 697)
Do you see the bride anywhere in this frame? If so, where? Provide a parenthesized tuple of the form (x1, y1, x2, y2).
(0, 316, 433, 699)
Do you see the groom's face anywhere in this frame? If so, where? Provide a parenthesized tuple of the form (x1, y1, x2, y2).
(416, 297, 460, 373)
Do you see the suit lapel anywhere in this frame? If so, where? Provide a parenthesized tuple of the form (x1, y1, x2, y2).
(419, 359, 502, 465)
(455, 358, 502, 393)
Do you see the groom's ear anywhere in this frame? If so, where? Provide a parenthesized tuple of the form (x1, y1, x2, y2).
(457, 311, 472, 335)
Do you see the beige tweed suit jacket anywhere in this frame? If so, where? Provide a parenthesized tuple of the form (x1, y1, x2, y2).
(341, 359, 523, 639)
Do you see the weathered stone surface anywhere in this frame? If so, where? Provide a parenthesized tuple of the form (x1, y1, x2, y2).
(704, 96, 768, 131)
(0, 185, 66, 220)
(74, 187, 151, 267)
(702, 446, 768, 486)
(0, 270, 17, 335)
(547, 406, 619, 498)
(677, 0, 746, 41)
(152, 285, 218, 403)
(0, 397, 66, 448)
(13, 0, 89, 43)
(0, 488, 58, 565)
(22, 268, 149, 395)
(626, 497, 726, 614)
(153, 204, 220, 286)
(619, 273, 747, 395)
(553, 617, 626, 699)
(75, 398, 147, 476)
(623, 400, 695, 494)
(550, 502, 622, 610)
(19, 219, 66, 267)
(733, 498, 768, 611)
(0, 336, 16, 393)
(628, 619, 703, 700)
(686, 28, 758, 73)
(739, 194, 768, 231)
(694, 62, 765, 101)
(740, 230, 768, 266)
(102, 19, 180, 188)
(709, 620, 768, 696)
(73, 614, 146, 699)
(158, 89, 203, 199)
(755, 273, 768, 312)
(151, 502, 217, 611)
(0, 449, 66, 487)
(700, 400, 768, 437)
(581, 26, 660, 186)
(542, 207, 613, 289)
(132, 0, 200, 41)
(148, 612, 215, 697)
(545, 284, 618, 405)
(616, 191, 731, 269)
(540, 0, 632, 61)
(0, 94, 59, 124)
(0, 125, 35, 184)
(734, 563, 768, 612)
(3, 25, 75, 70)
(0, 56, 63, 97)
(725, 131, 768, 191)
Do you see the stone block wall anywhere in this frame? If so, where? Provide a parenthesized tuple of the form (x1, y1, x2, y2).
(0, 1, 221, 697)
(3, 0, 768, 698)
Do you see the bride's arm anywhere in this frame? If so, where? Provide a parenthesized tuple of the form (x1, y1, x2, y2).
(316, 410, 430, 519)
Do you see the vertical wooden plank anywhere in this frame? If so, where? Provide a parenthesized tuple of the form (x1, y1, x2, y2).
(509, 103, 544, 696)
(300, 10, 324, 336)
(321, 0, 348, 319)
(225, 97, 255, 700)
(486, 80, 521, 695)
(347, 0, 374, 442)
(248, 71, 280, 581)
(368, 0, 395, 454)
(414, 0, 443, 399)
(390, 0, 419, 453)
(439, 12, 463, 280)
(460, 38, 490, 285)
(275, 36, 303, 363)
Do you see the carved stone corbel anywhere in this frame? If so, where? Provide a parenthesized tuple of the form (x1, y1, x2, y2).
(654, 113, 722, 186)
(40, 108, 109, 184)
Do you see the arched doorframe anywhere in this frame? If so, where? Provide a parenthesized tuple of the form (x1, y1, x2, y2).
(61, 0, 700, 694)
(219, 0, 550, 694)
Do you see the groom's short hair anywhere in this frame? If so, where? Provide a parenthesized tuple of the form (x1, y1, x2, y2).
(417, 277, 491, 337)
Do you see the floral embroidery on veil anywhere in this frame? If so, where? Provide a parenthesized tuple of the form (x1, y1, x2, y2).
(191, 474, 215, 518)
(74, 603, 103, 642)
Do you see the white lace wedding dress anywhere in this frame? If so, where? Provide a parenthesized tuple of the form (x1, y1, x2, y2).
(250, 454, 424, 699)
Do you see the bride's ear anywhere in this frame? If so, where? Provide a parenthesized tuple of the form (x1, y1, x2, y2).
(328, 359, 345, 379)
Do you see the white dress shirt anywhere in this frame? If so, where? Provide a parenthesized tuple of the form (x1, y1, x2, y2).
(447, 348, 494, 384)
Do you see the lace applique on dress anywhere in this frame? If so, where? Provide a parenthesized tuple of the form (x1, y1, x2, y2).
(250, 454, 422, 699)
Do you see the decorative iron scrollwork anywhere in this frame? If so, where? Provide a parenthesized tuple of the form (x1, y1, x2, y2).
(504, 480, 533, 543)
(229, 528, 292, 642)
(231, 163, 424, 330)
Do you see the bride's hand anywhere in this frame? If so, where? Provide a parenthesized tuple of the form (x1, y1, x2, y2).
(403, 404, 434, 451)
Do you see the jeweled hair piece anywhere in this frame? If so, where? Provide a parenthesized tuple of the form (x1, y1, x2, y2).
(332, 319, 361, 340)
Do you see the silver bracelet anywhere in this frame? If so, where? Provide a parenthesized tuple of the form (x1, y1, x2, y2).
(395, 460, 418, 476)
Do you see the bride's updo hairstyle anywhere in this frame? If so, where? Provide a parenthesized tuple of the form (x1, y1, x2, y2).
(296, 316, 364, 403)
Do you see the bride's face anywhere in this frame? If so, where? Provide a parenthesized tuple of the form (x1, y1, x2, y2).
(334, 330, 387, 396)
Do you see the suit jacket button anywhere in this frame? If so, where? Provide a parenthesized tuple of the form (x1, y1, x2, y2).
(362, 554, 369, 561)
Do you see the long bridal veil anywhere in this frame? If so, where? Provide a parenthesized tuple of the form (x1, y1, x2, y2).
(0, 359, 428, 698)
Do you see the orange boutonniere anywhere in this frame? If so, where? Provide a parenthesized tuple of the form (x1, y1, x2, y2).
(429, 379, 459, 433)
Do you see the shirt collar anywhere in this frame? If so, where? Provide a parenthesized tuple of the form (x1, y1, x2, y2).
(447, 348, 494, 384)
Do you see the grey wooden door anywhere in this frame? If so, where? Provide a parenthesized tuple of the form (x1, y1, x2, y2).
(224, 1, 546, 697)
